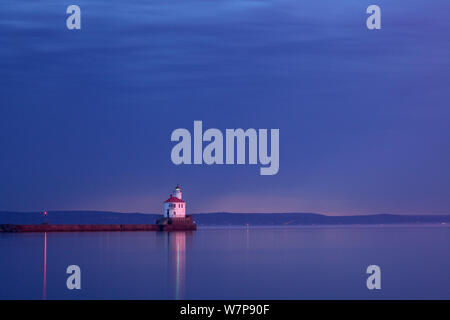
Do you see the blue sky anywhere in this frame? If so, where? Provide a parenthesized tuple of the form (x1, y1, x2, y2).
(0, 0, 449, 214)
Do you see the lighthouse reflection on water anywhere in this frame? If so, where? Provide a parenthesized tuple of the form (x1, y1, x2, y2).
(166, 231, 192, 300)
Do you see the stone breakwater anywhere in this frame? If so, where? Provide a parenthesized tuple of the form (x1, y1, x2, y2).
(0, 216, 197, 232)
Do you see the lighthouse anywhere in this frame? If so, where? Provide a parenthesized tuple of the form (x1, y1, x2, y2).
(157, 185, 195, 230)
(163, 185, 186, 218)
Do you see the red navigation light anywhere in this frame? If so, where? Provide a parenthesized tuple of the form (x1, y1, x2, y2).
(44, 211, 48, 216)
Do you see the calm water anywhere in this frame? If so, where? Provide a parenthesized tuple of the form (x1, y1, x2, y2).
(1, 225, 450, 299)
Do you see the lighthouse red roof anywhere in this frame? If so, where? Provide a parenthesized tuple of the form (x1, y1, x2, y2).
(164, 195, 185, 203)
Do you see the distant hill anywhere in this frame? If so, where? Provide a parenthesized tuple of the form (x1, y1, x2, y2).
(1, 211, 450, 226)
(192, 212, 450, 225)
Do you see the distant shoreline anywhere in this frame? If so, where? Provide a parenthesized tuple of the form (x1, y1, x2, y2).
(1, 211, 450, 226)
(197, 223, 449, 228)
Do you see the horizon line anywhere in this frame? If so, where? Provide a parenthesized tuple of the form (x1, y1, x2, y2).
(1, 210, 450, 217)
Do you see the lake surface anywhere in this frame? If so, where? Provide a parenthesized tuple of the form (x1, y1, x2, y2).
(1, 225, 449, 299)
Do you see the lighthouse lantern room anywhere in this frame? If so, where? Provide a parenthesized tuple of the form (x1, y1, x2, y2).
(163, 185, 186, 218)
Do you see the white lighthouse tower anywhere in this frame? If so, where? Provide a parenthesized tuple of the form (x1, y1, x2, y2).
(163, 185, 186, 218)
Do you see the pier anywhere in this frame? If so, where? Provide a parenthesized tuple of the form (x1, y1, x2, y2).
(0, 216, 197, 233)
